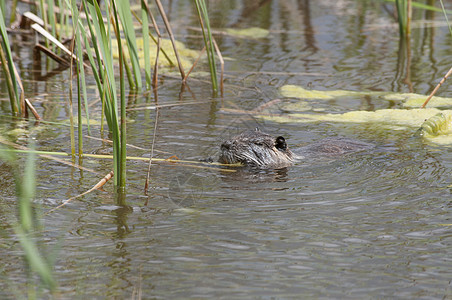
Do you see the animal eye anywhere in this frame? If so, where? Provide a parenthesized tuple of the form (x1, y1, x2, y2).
(275, 136, 287, 151)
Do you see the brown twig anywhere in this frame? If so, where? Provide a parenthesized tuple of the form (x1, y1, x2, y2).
(34, 44, 71, 67)
(184, 46, 206, 81)
(421, 66, 452, 108)
(24, 98, 41, 120)
(154, 0, 186, 80)
(45, 171, 114, 214)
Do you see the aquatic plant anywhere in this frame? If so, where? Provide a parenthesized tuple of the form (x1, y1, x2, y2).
(395, 0, 411, 37)
(1, 0, 222, 191)
(76, 0, 127, 188)
(0, 7, 23, 116)
(194, 0, 219, 94)
(0, 145, 57, 296)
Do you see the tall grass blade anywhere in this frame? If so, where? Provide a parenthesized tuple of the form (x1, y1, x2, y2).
(16, 227, 57, 291)
(439, 0, 452, 37)
(16, 147, 56, 291)
(138, 2, 164, 88)
(194, 0, 218, 94)
(141, 0, 151, 88)
(38, 0, 49, 48)
(111, 0, 127, 188)
(18, 147, 36, 234)
(0, 7, 20, 115)
(0, 1, 5, 21)
(47, 0, 57, 51)
(116, 0, 142, 89)
(10, 0, 18, 24)
(0, 144, 57, 292)
(84, 0, 123, 187)
(395, 0, 407, 36)
(71, 2, 91, 152)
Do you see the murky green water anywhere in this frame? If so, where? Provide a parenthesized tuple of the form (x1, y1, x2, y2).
(1, 0, 452, 298)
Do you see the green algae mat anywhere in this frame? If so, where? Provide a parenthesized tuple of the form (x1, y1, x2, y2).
(259, 85, 452, 145)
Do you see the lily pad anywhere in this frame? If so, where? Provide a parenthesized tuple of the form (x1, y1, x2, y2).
(280, 85, 452, 108)
(226, 27, 269, 39)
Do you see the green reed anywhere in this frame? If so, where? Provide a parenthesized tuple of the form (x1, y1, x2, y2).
(111, 1, 128, 188)
(395, 0, 411, 37)
(17, 150, 56, 294)
(82, 0, 124, 187)
(116, 0, 142, 90)
(0, 7, 22, 116)
(141, 0, 152, 88)
(2, 0, 220, 190)
(439, 0, 452, 37)
(194, 0, 218, 94)
(0, 145, 57, 295)
(70, 0, 90, 155)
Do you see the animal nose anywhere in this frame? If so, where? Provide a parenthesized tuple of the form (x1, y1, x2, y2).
(221, 140, 232, 150)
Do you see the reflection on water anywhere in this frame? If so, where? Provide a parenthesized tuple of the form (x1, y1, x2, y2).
(1, 0, 452, 298)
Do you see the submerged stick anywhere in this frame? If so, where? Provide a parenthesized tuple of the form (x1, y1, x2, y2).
(34, 43, 71, 66)
(421, 66, 452, 108)
(46, 171, 114, 214)
(24, 98, 41, 120)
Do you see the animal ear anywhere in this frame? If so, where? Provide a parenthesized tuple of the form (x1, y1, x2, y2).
(275, 136, 287, 150)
